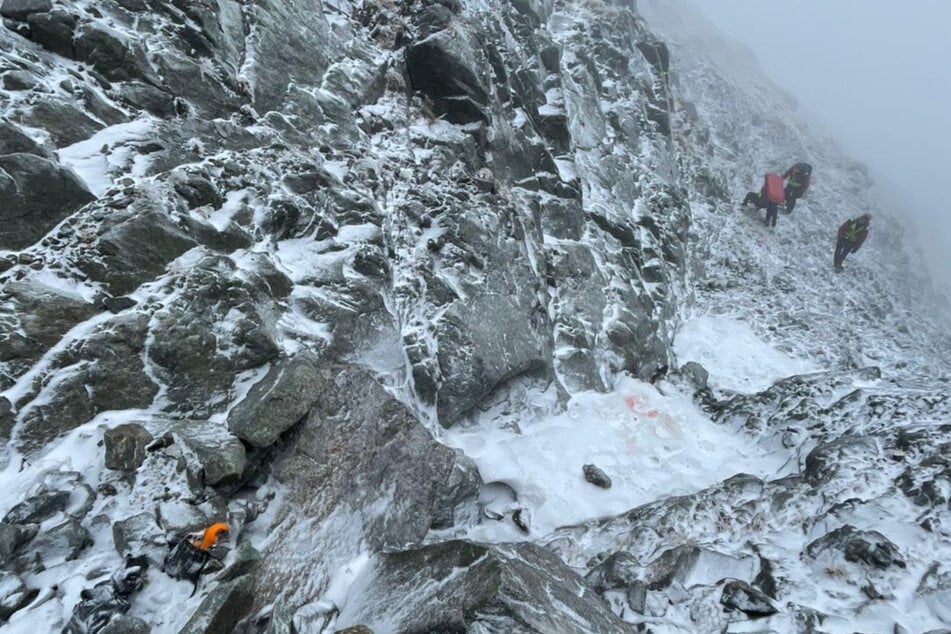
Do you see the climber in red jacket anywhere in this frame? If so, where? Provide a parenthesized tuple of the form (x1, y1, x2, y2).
(834, 213, 871, 272)
(742, 173, 785, 227)
(783, 162, 812, 213)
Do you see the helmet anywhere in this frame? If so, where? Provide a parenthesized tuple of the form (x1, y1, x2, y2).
(860, 213, 871, 222)
(796, 162, 812, 176)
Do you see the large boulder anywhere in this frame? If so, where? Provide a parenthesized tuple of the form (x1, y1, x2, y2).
(0, 120, 49, 157)
(0, 523, 17, 565)
(916, 563, 951, 625)
(0, 277, 99, 371)
(118, 82, 176, 118)
(803, 436, 880, 486)
(78, 204, 197, 295)
(27, 517, 91, 563)
(334, 541, 636, 633)
(584, 551, 649, 613)
(252, 363, 459, 610)
(99, 615, 150, 634)
(227, 353, 321, 448)
(720, 580, 778, 618)
(26, 8, 78, 57)
(141, 255, 280, 418)
(112, 512, 163, 560)
(0, 0, 51, 21)
(179, 575, 255, 634)
(73, 23, 157, 84)
(805, 525, 906, 570)
(647, 545, 757, 590)
(0, 153, 95, 250)
(0, 398, 11, 439)
(171, 422, 247, 487)
(2, 490, 70, 524)
(429, 450, 482, 531)
(19, 98, 104, 147)
(148, 256, 279, 415)
(436, 289, 550, 426)
(103, 424, 154, 473)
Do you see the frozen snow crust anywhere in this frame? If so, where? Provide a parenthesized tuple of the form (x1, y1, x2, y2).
(0, 0, 948, 632)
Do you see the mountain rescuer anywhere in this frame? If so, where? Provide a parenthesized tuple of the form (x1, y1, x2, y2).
(162, 522, 230, 594)
(834, 213, 871, 272)
(742, 173, 785, 227)
(783, 162, 812, 213)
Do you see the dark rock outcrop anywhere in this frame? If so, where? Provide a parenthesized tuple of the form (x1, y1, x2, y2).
(720, 580, 777, 618)
(335, 541, 636, 633)
(805, 525, 906, 570)
(179, 575, 255, 634)
(405, 30, 491, 124)
(103, 424, 153, 472)
(0, 277, 99, 375)
(73, 23, 156, 84)
(25, 9, 78, 57)
(583, 463, 613, 489)
(0, 153, 95, 250)
(101, 296, 137, 314)
(18, 99, 103, 147)
(0, 0, 51, 21)
(17, 313, 159, 453)
(804, 436, 880, 487)
(3, 490, 70, 524)
(78, 204, 197, 295)
(253, 364, 460, 609)
(227, 352, 321, 448)
(0, 120, 49, 156)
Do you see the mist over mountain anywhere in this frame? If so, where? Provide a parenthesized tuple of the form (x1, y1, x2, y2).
(683, 0, 951, 297)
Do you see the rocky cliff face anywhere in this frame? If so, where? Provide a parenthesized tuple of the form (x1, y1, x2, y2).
(0, 0, 948, 632)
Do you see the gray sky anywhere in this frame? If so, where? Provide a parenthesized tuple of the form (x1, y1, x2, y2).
(690, 0, 951, 290)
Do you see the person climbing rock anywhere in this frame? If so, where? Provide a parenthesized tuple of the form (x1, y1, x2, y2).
(162, 522, 229, 594)
(783, 162, 812, 213)
(743, 173, 785, 227)
(834, 213, 871, 272)
(64, 555, 149, 633)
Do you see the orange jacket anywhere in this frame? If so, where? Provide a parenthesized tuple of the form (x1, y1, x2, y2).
(191, 523, 229, 551)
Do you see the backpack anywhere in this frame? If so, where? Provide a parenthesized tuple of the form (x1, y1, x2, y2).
(763, 173, 786, 204)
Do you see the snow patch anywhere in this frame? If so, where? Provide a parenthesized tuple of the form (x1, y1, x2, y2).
(447, 376, 788, 539)
(674, 315, 820, 394)
(57, 118, 156, 196)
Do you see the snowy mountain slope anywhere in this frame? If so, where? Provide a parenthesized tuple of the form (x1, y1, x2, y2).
(639, 0, 951, 377)
(0, 0, 948, 632)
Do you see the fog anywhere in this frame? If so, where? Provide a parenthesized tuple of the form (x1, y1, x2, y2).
(686, 0, 951, 293)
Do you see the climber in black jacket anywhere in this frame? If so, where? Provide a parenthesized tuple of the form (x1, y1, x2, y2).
(783, 162, 812, 213)
(834, 213, 871, 272)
